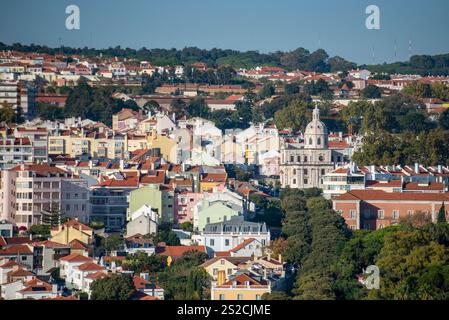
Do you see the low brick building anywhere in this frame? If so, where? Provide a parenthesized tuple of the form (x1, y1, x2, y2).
(333, 190, 449, 231)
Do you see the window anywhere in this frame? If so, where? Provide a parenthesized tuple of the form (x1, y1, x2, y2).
(210, 239, 215, 246)
(304, 169, 308, 175)
(256, 295, 261, 300)
(227, 269, 232, 275)
(219, 294, 225, 300)
(378, 210, 385, 219)
(350, 210, 357, 219)
(213, 268, 218, 275)
(379, 224, 385, 229)
(321, 169, 326, 175)
(293, 169, 297, 175)
(292, 179, 296, 185)
(225, 239, 229, 246)
(221, 259, 225, 265)
(393, 210, 400, 220)
(407, 210, 414, 217)
(237, 294, 243, 300)
(304, 178, 308, 185)
(304, 156, 308, 163)
(317, 137, 321, 145)
(309, 138, 312, 145)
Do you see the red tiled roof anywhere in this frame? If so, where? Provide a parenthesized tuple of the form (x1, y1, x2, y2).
(158, 245, 207, 258)
(328, 141, 350, 149)
(140, 171, 165, 184)
(4, 237, 33, 245)
(8, 268, 35, 277)
(202, 173, 227, 183)
(85, 271, 108, 280)
(404, 182, 446, 191)
(19, 278, 52, 293)
(366, 180, 402, 188)
(335, 190, 449, 202)
(59, 253, 93, 263)
(230, 238, 256, 253)
(214, 251, 231, 257)
(132, 276, 162, 290)
(219, 273, 268, 288)
(0, 236, 6, 246)
(32, 240, 68, 248)
(69, 239, 88, 250)
(0, 245, 32, 255)
(77, 262, 105, 271)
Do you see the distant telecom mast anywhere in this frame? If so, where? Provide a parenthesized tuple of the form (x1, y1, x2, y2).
(408, 40, 413, 59)
(372, 45, 375, 64)
(394, 39, 398, 59)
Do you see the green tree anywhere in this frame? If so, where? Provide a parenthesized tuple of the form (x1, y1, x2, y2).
(122, 251, 167, 274)
(100, 234, 123, 253)
(0, 102, 16, 124)
(361, 84, 382, 99)
(402, 81, 431, 98)
(274, 100, 311, 131)
(438, 203, 447, 224)
(186, 97, 210, 118)
(91, 274, 136, 300)
(259, 83, 275, 99)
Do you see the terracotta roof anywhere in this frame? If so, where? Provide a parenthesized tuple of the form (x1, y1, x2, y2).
(133, 276, 162, 290)
(8, 268, 35, 277)
(32, 240, 68, 248)
(53, 219, 92, 233)
(214, 251, 231, 257)
(0, 260, 26, 269)
(335, 190, 449, 202)
(202, 173, 227, 183)
(8, 163, 70, 177)
(218, 273, 268, 288)
(4, 237, 33, 245)
(19, 278, 52, 293)
(69, 239, 88, 250)
(328, 141, 350, 149)
(140, 171, 165, 184)
(0, 245, 32, 255)
(59, 253, 93, 263)
(404, 182, 446, 191)
(0, 236, 6, 246)
(77, 262, 105, 271)
(230, 238, 257, 253)
(85, 271, 108, 280)
(366, 180, 402, 188)
(158, 245, 207, 258)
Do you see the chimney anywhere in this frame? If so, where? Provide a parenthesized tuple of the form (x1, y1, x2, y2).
(414, 163, 419, 174)
(278, 254, 282, 264)
(438, 165, 443, 174)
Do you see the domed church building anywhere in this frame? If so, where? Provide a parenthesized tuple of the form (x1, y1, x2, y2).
(280, 105, 336, 189)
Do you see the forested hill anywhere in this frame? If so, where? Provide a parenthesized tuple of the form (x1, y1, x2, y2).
(362, 53, 449, 76)
(0, 42, 356, 72)
(2, 42, 449, 76)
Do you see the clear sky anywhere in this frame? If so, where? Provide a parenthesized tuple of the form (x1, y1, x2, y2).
(1, 0, 448, 64)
